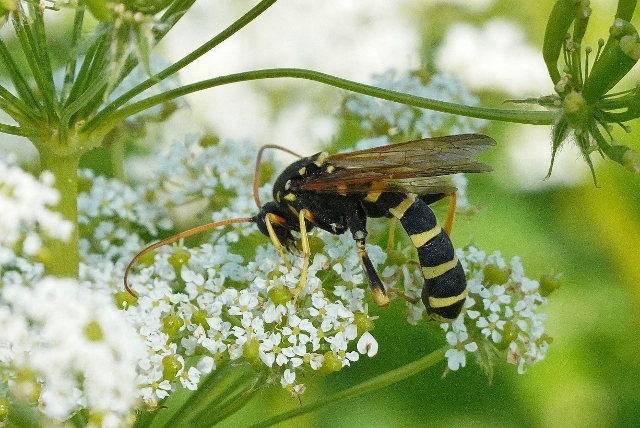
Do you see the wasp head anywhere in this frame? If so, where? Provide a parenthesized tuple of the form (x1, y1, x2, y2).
(253, 201, 297, 250)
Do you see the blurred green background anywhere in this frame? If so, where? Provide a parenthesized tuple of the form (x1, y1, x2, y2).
(3, 0, 640, 427)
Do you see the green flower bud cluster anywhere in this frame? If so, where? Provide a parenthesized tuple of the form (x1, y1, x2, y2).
(542, 0, 640, 181)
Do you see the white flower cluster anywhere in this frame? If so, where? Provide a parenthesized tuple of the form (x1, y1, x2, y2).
(0, 278, 145, 427)
(123, 137, 550, 402)
(342, 69, 487, 138)
(78, 168, 172, 237)
(125, 223, 382, 403)
(151, 137, 272, 223)
(0, 160, 145, 427)
(0, 130, 551, 425)
(396, 246, 551, 374)
(0, 160, 73, 264)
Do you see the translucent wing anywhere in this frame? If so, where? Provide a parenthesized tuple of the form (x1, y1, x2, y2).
(300, 133, 495, 195)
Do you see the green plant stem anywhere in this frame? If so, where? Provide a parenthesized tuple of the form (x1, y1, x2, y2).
(108, 136, 126, 181)
(543, 0, 582, 85)
(64, 33, 108, 108)
(13, 5, 59, 120)
(60, 5, 87, 104)
(247, 346, 448, 428)
(155, 0, 197, 40)
(616, 0, 637, 21)
(0, 123, 49, 139)
(0, 39, 41, 116)
(29, 3, 57, 112)
(159, 363, 256, 428)
(189, 372, 266, 428)
(39, 149, 80, 279)
(85, 68, 556, 136)
(59, 77, 108, 143)
(0, 83, 40, 123)
(103, 0, 279, 116)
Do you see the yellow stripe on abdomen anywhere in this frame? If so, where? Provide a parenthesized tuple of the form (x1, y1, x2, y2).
(428, 287, 468, 308)
(389, 194, 417, 219)
(421, 255, 459, 279)
(409, 225, 442, 248)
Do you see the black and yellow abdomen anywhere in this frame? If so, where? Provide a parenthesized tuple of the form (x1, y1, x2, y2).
(363, 191, 467, 322)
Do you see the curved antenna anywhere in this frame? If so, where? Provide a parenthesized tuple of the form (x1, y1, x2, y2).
(123, 217, 253, 298)
(253, 144, 302, 209)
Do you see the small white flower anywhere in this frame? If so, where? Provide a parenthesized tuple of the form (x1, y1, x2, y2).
(476, 313, 506, 343)
(480, 284, 511, 313)
(197, 356, 215, 374)
(444, 329, 478, 371)
(259, 333, 283, 368)
(280, 369, 296, 387)
(309, 353, 324, 370)
(357, 332, 378, 357)
(0, 161, 73, 254)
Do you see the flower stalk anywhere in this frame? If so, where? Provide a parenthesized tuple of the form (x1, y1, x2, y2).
(84, 67, 556, 137)
(38, 149, 80, 278)
(247, 346, 448, 428)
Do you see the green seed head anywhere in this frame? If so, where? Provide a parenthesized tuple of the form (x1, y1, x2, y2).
(483, 263, 510, 285)
(319, 351, 342, 374)
(162, 355, 183, 380)
(268, 284, 292, 305)
(354, 311, 375, 335)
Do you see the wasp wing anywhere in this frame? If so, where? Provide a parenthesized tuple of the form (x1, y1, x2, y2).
(300, 133, 495, 195)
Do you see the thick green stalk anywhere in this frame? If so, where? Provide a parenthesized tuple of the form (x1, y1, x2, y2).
(39, 149, 80, 279)
(248, 346, 448, 428)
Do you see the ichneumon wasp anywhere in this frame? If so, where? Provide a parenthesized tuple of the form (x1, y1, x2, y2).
(124, 133, 495, 322)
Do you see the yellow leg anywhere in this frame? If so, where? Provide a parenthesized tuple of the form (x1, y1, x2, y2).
(443, 192, 457, 236)
(291, 209, 312, 299)
(265, 213, 292, 271)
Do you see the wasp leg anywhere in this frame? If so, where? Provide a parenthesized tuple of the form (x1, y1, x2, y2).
(356, 239, 390, 307)
(291, 209, 313, 299)
(443, 192, 457, 236)
(265, 213, 292, 271)
(345, 206, 390, 308)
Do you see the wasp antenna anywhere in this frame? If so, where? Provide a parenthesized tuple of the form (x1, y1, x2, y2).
(123, 217, 253, 298)
(253, 144, 303, 209)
